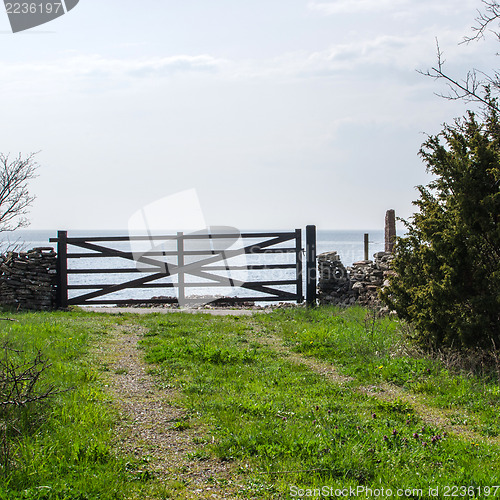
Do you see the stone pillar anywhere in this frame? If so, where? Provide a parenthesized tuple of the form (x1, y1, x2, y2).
(385, 209, 396, 253)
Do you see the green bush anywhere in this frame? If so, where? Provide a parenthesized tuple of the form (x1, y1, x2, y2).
(381, 105, 500, 349)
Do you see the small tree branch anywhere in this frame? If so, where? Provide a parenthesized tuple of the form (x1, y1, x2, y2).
(0, 344, 62, 411)
(0, 152, 39, 233)
(463, 0, 500, 43)
(418, 39, 500, 113)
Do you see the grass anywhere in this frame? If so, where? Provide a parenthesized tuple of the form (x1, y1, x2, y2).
(1, 306, 499, 499)
(137, 308, 500, 497)
(0, 311, 150, 500)
(254, 307, 500, 438)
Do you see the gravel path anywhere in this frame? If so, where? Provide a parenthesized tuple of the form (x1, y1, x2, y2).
(98, 322, 243, 499)
(85, 307, 259, 316)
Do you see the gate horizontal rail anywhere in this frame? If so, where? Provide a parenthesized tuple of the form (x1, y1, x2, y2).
(49, 228, 317, 307)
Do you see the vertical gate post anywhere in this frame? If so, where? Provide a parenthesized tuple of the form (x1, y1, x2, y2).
(177, 232, 185, 305)
(364, 233, 369, 261)
(56, 230, 68, 308)
(295, 229, 303, 303)
(305, 225, 317, 306)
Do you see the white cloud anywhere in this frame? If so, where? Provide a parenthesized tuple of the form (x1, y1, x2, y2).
(300, 35, 414, 73)
(307, 0, 478, 16)
(0, 24, 492, 102)
(308, 0, 409, 15)
(225, 33, 440, 83)
(77, 53, 226, 77)
(0, 53, 227, 93)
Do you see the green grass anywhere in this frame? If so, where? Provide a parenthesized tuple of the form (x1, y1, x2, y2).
(254, 307, 500, 438)
(0, 311, 146, 500)
(1, 307, 500, 499)
(137, 309, 500, 497)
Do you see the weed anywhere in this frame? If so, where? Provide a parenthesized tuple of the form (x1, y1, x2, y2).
(170, 420, 191, 431)
(0, 311, 135, 499)
(0, 343, 60, 475)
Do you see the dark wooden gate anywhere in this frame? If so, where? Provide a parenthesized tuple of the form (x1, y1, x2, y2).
(50, 227, 317, 307)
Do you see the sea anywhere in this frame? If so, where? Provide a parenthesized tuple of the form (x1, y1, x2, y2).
(0, 229, 385, 304)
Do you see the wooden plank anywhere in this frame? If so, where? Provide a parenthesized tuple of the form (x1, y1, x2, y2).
(306, 225, 317, 306)
(67, 264, 297, 274)
(177, 232, 185, 304)
(50, 231, 297, 244)
(239, 282, 297, 300)
(69, 297, 177, 305)
(69, 295, 293, 306)
(69, 283, 176, 290)
(189, 231, 296, 239)
(68, 268, 144, 274)
(244, 248, 297, 254)
(68, 280, 297, 290)
(56, 230, 68, 308)
(200, 264, 295, 271)
(67, 248, 298, 258)
(243, 280, 297, 286)
(295, 228, 303, 303)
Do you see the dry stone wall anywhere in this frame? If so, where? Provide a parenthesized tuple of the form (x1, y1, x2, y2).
(0, 244, 394, 311)
(318, 251, 394, 308)
(0, 247, 57, 311)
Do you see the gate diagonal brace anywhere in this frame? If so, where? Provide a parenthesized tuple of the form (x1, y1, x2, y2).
(67, 234, 294, 304)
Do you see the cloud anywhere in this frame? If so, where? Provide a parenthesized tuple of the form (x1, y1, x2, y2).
(307, 0, 409, 15)
(0, 26, 491, 99)
(110, 54, 226, 78)
(301, 35, 412, 73)
(228, 33, 439, 82)
(0, 53, 229, 96)
(307, 0, 478, 16)
(0, 53, 226, 87)
(244, 22, 492, 84)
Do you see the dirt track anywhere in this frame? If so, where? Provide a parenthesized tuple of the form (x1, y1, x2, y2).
(84, 306, 260, 316)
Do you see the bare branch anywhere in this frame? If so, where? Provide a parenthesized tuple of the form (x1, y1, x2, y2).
(0, 344, 61, 409)
(0, 152, 39, 233)
(418, 39, 500, 113)
(463, 0, 500, 43)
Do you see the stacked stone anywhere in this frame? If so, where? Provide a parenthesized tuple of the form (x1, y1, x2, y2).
(347, 252, 394, 306)
(317, 251, 356, 306)
(374, 251, 394, 275)
(318, 251, 394, 308)
(0, 247, 57, 310)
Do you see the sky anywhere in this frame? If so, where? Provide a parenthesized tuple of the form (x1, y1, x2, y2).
(1, 0, 499, 232)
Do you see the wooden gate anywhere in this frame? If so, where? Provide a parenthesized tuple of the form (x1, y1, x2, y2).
(50, 227, 317, 307)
